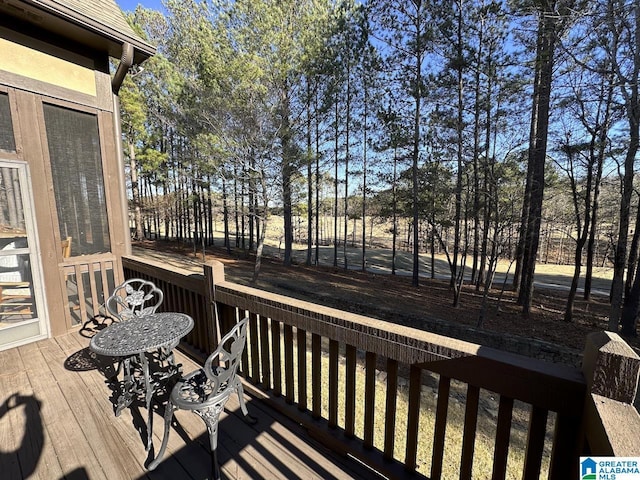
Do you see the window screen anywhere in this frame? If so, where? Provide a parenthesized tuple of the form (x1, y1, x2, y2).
(0, 93, 16, 152)
(43, 104, 110, 256)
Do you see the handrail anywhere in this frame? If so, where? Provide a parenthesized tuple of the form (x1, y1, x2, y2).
(121, 254, 640, 480)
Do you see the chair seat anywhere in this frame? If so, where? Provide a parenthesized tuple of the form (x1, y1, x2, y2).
(172, 369, 233, 410)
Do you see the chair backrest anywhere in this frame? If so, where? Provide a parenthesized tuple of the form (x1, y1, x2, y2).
(203, 317, 249, 397)
(105, 278, 163, 321)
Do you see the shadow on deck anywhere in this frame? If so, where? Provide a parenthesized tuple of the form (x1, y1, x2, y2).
(0, 332, 378, 480)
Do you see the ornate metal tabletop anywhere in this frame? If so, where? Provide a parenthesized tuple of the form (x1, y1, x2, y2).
(90, 312, 194, 357)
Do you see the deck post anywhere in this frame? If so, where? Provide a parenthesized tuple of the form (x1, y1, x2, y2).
(203, 260, 226, 351)
(582, 331, 640, 403)
(581, 331, 640, 455)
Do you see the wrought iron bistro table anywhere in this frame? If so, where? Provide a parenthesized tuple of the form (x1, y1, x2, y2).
(89, 312, 194, 453)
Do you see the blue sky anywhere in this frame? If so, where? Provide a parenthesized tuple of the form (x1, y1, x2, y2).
(116, 0, 165, 13)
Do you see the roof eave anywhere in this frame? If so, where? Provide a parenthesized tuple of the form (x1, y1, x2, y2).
(7, 0, 156, 64)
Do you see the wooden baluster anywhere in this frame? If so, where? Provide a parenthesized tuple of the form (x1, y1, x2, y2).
(491, 395, 513, 480)
(297, 328, 307, 412)
(196, 290, 206, 352)
(431, 375, 451, 480)
(345, 344, 357, 438)
(405, 365, 421, 471)
(363, 351, 376, 449)
(202, 262, 217, 353)
(284, 324, 294, 404)
(87, 262, 98, 319)
(249, 313, 260, 384)
(99, 262, 109, 314)
(76, 267, 87, 322)
(240, 310, 250, 373)
(522, 405, 548, 480)
(328, 339, 339, 428)
(272, 320, 282, 397)
(384, 358, 398, 461)
(260, 316, 271, 389)
(549, 411, 582, 480)
(460, 384, 480, 479)
(311, 333, 322, 419)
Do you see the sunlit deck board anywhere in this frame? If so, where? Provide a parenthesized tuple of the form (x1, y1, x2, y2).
(0, 332, 377, 480)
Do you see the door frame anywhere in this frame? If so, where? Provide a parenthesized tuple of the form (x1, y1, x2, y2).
(0, 158, 49, 350)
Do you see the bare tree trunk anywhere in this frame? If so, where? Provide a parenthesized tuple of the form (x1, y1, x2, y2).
(280, 86, 295, 267)
(251, 204, 267, 284)
(314, 91, 321, 266)
(129, 142, 144, 240)
(392, 147, 398, 275)
(411, 45, 422, 287)
(518, 1, 559, 314)
(222, 178, 231, 254)
(610, 0, 640, 333)
(333, 97, 339, 268)
(471, 4, 484, 287)
(343, 70, 351, 270)
(306, 80, 313, 266)
(361, 82, 368, 272)
(452, 0, 464, 292)
(584, 94, 608, 299)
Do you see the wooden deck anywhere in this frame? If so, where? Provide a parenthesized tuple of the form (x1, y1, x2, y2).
(0, 332, 379, 480)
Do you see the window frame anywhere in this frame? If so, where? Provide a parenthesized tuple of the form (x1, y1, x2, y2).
(0, 87, 22, 160)
(38, 96, 116, 258)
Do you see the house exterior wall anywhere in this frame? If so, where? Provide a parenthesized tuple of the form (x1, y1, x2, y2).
(0, 21, 129, 337)
(0, 37, 97, 96)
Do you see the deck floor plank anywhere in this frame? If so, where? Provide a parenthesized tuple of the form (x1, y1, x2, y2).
(12, 368, 64, 480)
(0, 370, 45, 480)
(17, 341, 108, 480)
(0, 347, 29, 480)
(57, 333, 211, 480)
(0, 332, 378, 480)
(54, 332, 194, 480)
(38, 336, 150, 480)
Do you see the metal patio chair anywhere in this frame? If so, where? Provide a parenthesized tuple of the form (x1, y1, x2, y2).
(148, 316, 251, 479)
(104, 278, 171, 393)
(106, 278, 163, 322)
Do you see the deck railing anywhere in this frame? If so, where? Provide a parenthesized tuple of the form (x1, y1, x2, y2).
(62, 253, 121, 329)
(122, 255, 640, 480)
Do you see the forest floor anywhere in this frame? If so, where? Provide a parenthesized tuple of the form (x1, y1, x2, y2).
(133, 239, 638, 361)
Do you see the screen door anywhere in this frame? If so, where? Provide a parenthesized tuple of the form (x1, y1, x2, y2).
(0, 160, 48, 349)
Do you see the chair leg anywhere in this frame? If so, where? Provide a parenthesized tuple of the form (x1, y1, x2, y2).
(212, 447, 220, 480)
(147, 400, 177, 470)
(235, 379, 249, 416)
(197, 408, 223, 479)
(235, 379, 256, 424)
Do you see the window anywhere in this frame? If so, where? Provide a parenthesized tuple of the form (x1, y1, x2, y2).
(0, 93, 16, 152)
(43, 104, 110, 255)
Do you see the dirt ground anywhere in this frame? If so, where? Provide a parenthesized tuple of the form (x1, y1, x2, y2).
(135, 240, 638, 359)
